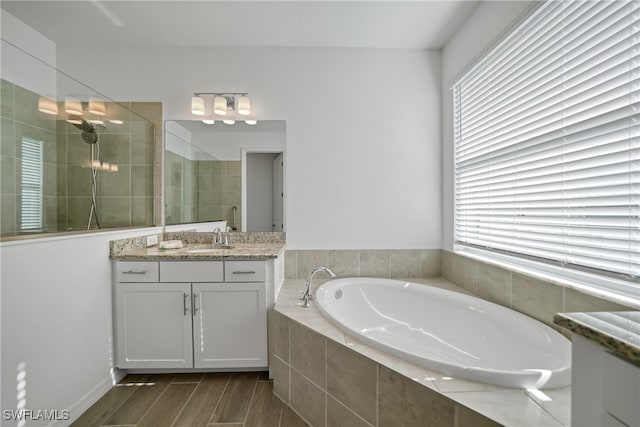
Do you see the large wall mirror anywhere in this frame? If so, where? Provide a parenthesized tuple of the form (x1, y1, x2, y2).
(1, 39, 158, 240)
(164, 120, 285, 232)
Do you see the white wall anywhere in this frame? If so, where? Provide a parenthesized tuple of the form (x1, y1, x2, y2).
(189, 121, 286, 161)
(0, 11, 57, 104)
(56, 46, 442, 250)
(0, 227, 162, 426)
(440, 1, 537, 250)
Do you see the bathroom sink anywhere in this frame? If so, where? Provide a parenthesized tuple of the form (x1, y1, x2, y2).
(186, 246, 234, 253)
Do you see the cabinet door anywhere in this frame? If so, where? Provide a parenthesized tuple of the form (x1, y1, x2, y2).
(115, 283, 193, 369)
(192, 282, 267, 368)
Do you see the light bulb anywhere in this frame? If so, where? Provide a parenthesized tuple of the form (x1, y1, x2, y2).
(38, 96, 58, 115)
(88, 97, 106, 115)
(213, 96, 228, 115)
(245, 120, 257, 125)
(191, 96, 205, 115)
(202, 119, 215, 124)
(64, 97, 83, 115)
(237, 96, 251, 115)
(223, 119, 235, 125)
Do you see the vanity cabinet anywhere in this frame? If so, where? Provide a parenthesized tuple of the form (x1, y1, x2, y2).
(572, 335, 640, 427)
(114, 260, 268, 370)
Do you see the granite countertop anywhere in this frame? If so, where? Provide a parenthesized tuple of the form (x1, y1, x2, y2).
(111, 242, 285, 260)
(554, 311, 640, 365)
(110, 231, 286, 261)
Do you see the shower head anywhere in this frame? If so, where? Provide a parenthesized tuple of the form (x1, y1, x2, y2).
(72, 120, 98, 144)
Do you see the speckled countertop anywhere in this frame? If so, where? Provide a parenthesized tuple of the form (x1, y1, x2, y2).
(554, 311, 640, 365)
(110, 231, 285, 260)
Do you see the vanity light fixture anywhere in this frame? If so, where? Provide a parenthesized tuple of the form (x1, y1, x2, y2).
(88, 97, 106, 115)
(38, 96, 59, 115)
(192, 92, 252, 118)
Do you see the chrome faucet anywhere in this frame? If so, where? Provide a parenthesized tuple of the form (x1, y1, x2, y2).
(301, 267, 336, 308)
(212, 227, 227, 246)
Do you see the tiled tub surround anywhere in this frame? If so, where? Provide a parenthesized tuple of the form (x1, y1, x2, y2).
(440, 250, 636, 329)
(270, 278, 571, 427)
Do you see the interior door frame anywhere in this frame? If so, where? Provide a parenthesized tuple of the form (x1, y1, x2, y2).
(241, 148, 286, 232)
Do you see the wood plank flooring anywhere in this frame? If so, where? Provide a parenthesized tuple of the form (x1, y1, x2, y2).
(71, 372, 308, 427)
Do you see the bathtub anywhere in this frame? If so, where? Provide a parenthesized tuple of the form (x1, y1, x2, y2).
(314, 277, 571, 389)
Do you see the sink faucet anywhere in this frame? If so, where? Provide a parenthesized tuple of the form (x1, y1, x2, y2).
(212, 227, 227, 245)
(301, 267, 336, 308)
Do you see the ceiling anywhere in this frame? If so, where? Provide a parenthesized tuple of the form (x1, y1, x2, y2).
(1, 1, 479, 50)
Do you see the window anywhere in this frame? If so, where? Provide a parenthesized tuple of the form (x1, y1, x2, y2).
(453, 1, 639, 302)
(20, 138, 43, 231)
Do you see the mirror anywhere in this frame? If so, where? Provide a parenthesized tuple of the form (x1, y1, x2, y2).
(164, 120, 285, 232)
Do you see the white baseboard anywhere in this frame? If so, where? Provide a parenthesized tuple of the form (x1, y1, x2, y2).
(50, 369, 126, 427)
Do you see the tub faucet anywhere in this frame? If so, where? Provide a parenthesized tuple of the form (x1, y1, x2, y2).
(301, 267, 336, 308)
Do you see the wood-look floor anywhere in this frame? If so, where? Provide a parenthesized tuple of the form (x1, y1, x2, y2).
(71, 372, 308, 427)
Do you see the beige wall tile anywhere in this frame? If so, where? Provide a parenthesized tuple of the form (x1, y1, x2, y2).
(269, 309, 290, 363)
(289, 321, 325, 388)
(327, 395, 372, 427)
(297, 250, 330, 280)
(442, 250, 453, 281)
(360, 250, 390, 278)
(379, 366, 455, 427)
(420, 249, 442, 277)
(455, 404, 502, 427)
(328, 250, 360, 277)
(512, 273, 563, 326)
(270, 355, 290, 404)
(564, 288, 634, 312)
(326, 340, 377, 425)
(452, 253, 479, 294)
(390, 250, 421, 278)
(285, 250, 297, 280)
(290, 368, 325, 427)
(476, 263, 512, 308)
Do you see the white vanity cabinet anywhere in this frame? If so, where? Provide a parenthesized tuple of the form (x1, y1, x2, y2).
(114, 259, 270, 370)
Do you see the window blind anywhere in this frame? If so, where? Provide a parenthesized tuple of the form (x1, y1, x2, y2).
(453, 1, 639, 294)
(20, 138, 43, 231)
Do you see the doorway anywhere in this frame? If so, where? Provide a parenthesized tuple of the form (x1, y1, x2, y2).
(244, 151, 284, 232)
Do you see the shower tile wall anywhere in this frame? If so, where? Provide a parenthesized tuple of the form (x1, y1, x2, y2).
(165, 157, 241, 228)
(197, 160, 241, 229)
(57, 102, 156, 230)
(0, 79, 158, 236)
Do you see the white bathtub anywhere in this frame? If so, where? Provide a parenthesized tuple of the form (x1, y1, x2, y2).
(314, 277, 571, 389)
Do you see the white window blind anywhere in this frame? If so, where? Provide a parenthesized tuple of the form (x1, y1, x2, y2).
(20, 138, 43, 231)
(453, 1, 639, 297)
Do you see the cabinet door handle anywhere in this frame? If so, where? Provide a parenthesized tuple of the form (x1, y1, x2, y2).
(183, 293, 189, 316)
(192, 293, 198, 316)
(122, 270, 147, 275)
(232, 270, 256, 275)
